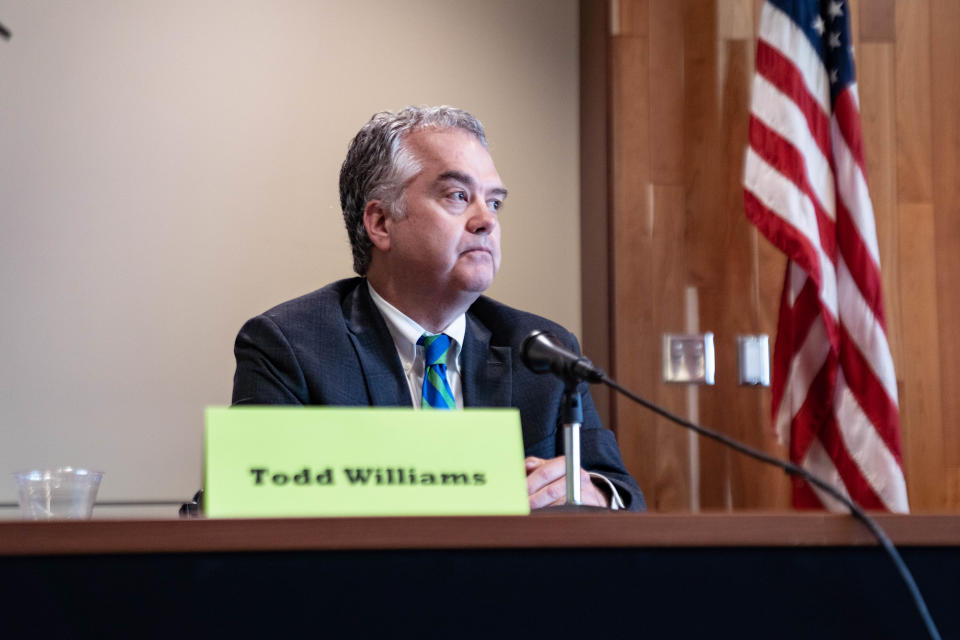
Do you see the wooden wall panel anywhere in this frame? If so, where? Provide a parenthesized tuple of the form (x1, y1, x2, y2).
(720, 39, 787, 509)
(898, 203, 946, 511)
(752, 0, 765, 38)
(717, 0, 754, 40)
(930, 0, 960, 483)
(617, 0, 649, 36)
(859, 0, 895, 41)
(609, 5, 657, 504)
(579, 0, 612, 429)
(583, 0, 960, 511)
(682, 0, 722, 291)
(681, 0, 729, 510)
(848, 0, 861, 58)
(648, 185, 690, 509)
(649, 0, 684, 185)
(858, 43, 902, 372)
(893, 0, 941, 511)
(894, 0, 933, 203)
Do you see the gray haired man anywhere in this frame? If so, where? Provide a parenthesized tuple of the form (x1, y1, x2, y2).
(232, 106, 645, 510)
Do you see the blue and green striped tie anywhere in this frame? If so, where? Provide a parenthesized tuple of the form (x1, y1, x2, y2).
(418, 333, 455, 409)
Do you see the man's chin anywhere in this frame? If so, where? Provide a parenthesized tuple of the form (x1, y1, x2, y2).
(455, 270, 496, 295)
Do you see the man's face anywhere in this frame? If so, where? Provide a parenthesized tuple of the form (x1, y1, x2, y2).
(383, 128, 506, 300)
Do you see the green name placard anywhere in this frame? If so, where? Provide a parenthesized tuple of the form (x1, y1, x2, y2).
(204, 407, 530, 518)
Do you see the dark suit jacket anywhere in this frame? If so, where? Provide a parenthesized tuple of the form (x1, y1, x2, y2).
(232, 278, 645, 510)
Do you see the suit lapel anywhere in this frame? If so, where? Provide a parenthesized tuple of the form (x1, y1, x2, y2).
(461, 312, 512, 407)
(343, 281, 412, 407)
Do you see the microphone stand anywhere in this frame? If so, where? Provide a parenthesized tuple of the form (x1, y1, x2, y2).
(561, 379, 582, 506)
(550, 377, 607, 511)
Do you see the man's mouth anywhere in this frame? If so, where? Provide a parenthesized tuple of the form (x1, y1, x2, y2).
(461, 247, 492, 256)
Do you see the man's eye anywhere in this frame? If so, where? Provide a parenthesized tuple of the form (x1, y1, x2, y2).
(450, 191, 468, 202)
(487, 199, 502, 211)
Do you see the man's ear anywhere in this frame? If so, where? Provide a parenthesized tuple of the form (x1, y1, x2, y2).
(363, 200, 391, 251)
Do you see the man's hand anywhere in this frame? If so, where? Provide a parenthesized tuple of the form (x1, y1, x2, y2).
(524, 456, 610, 509)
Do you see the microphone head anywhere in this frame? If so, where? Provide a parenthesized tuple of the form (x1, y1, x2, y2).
(520, 330, 604, 382)
(520, 330, 561, 374)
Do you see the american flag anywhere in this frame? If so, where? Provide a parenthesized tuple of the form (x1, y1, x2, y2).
(743, 0, 909, 512)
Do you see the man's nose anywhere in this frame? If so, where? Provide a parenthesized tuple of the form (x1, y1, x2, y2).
(467, 201, 497, 235)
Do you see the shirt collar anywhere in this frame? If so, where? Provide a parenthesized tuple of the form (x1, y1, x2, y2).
(367, 281, 465, 371)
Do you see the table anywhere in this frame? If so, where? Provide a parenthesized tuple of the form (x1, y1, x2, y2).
(1, 513, 957, 638)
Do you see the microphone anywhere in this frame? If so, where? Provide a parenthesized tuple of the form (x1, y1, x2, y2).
(520, 330, 605, 383)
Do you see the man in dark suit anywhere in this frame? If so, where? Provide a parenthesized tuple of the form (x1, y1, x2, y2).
(232, 106, 644, 510)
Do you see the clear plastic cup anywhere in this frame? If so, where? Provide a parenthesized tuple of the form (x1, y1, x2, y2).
(13, 467, 103, 520)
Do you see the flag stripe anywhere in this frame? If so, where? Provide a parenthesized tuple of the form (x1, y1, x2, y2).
(771, 269, 837, 443)
(836, 198, 887, 327)
(755, 41, 832, 163)
(832, 87, 868, 175)
(743, 177, 825, 288)
(748, 114, 836, 252)
(834, 371, 908, 508)
(837, 324, 901, 459)
(818, 412, 887, 510)
(785, 276, 825, 355)
(800, 437, 849, 510)
(744, 148, 839, 319)
(831, 114, 882, 265)
(757, 3, 831, 114)
(836, 258, 898, 403)
(776, 309, 832, 446)
(769, 270, 796, 432)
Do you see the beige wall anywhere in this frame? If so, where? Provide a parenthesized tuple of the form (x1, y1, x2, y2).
(0, 0, 579, 508)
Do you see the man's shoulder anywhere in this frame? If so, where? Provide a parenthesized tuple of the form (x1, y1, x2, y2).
(257, 278, 363, 325)
(468, 295, 577, 347)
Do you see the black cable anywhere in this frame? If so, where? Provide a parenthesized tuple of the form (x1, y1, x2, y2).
(601, 374, 942, 640)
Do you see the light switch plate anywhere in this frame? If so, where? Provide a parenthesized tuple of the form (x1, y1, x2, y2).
(662, 333, 715, 385)
(737, 334, 770, 386)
